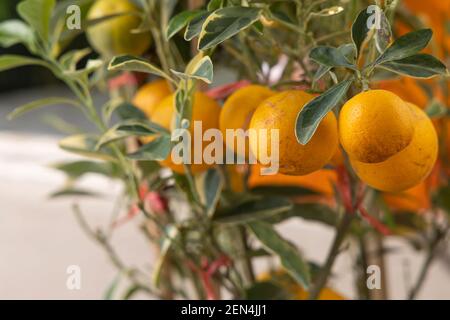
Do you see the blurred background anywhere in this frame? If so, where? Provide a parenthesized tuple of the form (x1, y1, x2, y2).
(0, 0, 449, 299)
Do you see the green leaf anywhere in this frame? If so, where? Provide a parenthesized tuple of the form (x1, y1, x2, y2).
(250, 185, 317, 197)
(309, 46, 356, 70)
(247, 221, 311, 288)
(171, 56, 214, 84)
(197, 169, 224, 217)
(108, 55, 172, 81)
(105, 101, 147, 122)
(184, 12, 209, 41)
(214, 197, 292, 224)
(338, 43, 357, 64)
(374, 29, 433, 65)
(313, 65, 332, 83)
(59, 48, 92, 70)
(380, 54, 447, 78)
(198, 7, 262, 50)
(49, 187, 101, 198)
(104, 273, 122, 300)
(127, 134, 171, 161)
(52, 160, 121, 179)
(64, 59, 103, 78)
(166, 10, 205, 40)
(96, 119, 169, 149)
(7, 97, 80, 120)
(425, 99, 447, 118)
(267, 203, 338, 226)
(122, 285, 144, 300)
(351, 7, 372, 57)
(0, 54, 49, 72)
(17, 0, 56, 43)
(207, 0, 223, 11)
(0, 19, 34, 49)
(59, 134, 115, 161)
(296, 79, 352, 145)
(152, 225, 179, 288)
(161, 0, 178, 33)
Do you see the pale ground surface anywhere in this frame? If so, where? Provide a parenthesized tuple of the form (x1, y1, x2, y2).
(0, 86, 449, 299)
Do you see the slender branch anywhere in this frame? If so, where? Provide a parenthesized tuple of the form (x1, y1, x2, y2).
(308, 213, 354, 300)
(72, 203, 156, 297)
(408, 229, 446, 300)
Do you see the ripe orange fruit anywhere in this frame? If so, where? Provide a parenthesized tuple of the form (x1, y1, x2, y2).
(376, 77, 429, 110)
(257, 270, 345, 300)
(401, 0, 450, 58)
(226, 165, 246, 193)
(248, 164, 336, 196)
(133, 80, 172, 118)
(86, 0, 151, 57)
(147, 92, 221, 174)
(220, 85, 275, 159)
(339, 90, 415, 164)
(383, 182, 430, 213)
(249, 91, 338, 175)
(351, 103, 438, 192)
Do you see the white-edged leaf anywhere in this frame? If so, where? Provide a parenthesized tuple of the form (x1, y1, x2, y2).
(166, 10, 205, 40)
(171, 56, 214, 84)
(59, 48, 92, 70)
(96, 119, 169, 149)
(296, 79, 352, 145)
(184, 12, 209, 41)
(351, 7, 373, 57)
(197, 169, 224, 217)
(52, 160, 121, 179)
(214, 197, 292, 224)
(152, 225, 179, 288)
(17, 0, 56, 43)
(0, 54, 49, 72)
(379, 54, 447, 78)
(108, 55, 172, 82)
(198, 7, 262, 50)
(127, 134, 171, 161)
(309, 46, 356, 70)
(64, 59, 103, 78)
(374, 29, 433, 65)
(247, 221, 311, 288)
(0, 19, 34, 49)
(7, 97, 80, 120)
(59, 134, 115, 161)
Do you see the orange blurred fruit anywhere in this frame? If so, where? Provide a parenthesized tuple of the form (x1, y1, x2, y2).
(133, 80, 172, 118)
(258, 270, 346, 300)
(383, 182, 431, 213)
(248, 164, 336, 196)
(376, 77, 429, 110)
(220, 85, 275, 159)
(146, 92, 221, 174)
(249, 90, 338, 175)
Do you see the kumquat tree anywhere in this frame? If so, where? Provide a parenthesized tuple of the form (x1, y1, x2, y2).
(1, 0, 449, 300)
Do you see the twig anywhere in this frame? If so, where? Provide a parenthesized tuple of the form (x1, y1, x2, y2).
(308, 213, 353, 300)
(72, 203, 156, 297)
(408, 229, 446, 300)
